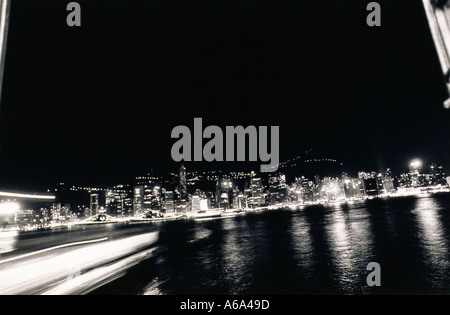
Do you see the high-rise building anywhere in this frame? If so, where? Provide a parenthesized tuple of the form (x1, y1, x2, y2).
(106, 188, 128, 217)
(296, 176, 314, 202)
(49, 203, 70, 223)
(408, 160, 424, 187)
(163, 190, 175, 214)
(143, 185, 152, 210)
(358, 172, 380, 196)
(216, 177, 235, 209)
(249, 177, 264, 207)
(382, 168, 396, 193)
(151, 185, 162, 210)
(269, 173, 287, 204)
(89, 193, 99, 216)
(428, 163, 446, 185)
(138, 184, 163, 211)
(179, 164, 187, 200)
(320, 177, 345, 201)
(124, 197, 133, 215)
(133, 186, 144, 217)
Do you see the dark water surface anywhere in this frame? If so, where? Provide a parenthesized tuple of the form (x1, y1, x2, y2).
(97, 194, 450, 295)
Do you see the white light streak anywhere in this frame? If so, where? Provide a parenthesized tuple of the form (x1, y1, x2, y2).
(0, 191, 55, 200)
(0, 237, 108, 265)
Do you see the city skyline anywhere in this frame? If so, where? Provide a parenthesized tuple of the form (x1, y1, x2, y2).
(0, 155, 446, 231)
(44, 152, 450, 190)
(28, 157, 446, 216)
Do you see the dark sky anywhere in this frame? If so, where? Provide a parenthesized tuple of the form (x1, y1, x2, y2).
(0, 0, 450, 190)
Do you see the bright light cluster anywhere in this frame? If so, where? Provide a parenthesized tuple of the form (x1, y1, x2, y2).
(0, 202, 20, 215)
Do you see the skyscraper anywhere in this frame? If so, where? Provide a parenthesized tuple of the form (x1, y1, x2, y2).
(249, 177, 264, 207)
(382, 168, 396, 193)
(358, 172, 380, 196)
(216, 177, 235, 209)
(179, 164, 187, 199)
(133, 186, 144, 217)
(268, 173, 287, 204)
(163, 190, 175, 214)
(106, 188, 128, 217)
(89, 193, 99, 216)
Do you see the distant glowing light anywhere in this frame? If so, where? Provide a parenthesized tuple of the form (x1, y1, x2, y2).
(0, 191, 55, 200)
(410, 159, 422, 169)
(0, 202, 20, 215)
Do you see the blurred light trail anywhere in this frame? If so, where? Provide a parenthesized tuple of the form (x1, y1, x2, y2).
(0, 191, 55, 200)
(0, 231, 158, 295)
(42, 247, 156, 295)
(0, 237, 108, 265)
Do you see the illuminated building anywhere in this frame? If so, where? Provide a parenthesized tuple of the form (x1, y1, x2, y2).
(382, 168, 396, 193)
(287, 185, 300, 203)
(295, 176, 314, 203)
(179, 164, 187, 199)
(135, 173, 161, 186)
(124, 197, 133, 215)
(398, 161, 446, 189)
(133, 186, 144, 216)
(428, 163, 446, 185)
(175, 199, 188, 213)
(38, 208, 50, 227)
(163, 190, 175, 214)
(235, 193, 247, 209)
(338, 173, 365, 199)
(143, 185, 152, 210)
(106, 188, 129, 217)
(408, 159, 425, 187)
(268, 173, 287, 204)
(15, 210, 34, 229)
(50, 203, 71, 223)
(358, 172, 382, 196)
(205, 191, 216, 209)
(216, 177, 235, 209)
(249, 177, 264, 207)
(150, 185, 162, 210)
(133, 172, 164, 212)
(320, 177, 345, 201)
(136, 184, 163, 212)
(89, 193, 99, 216)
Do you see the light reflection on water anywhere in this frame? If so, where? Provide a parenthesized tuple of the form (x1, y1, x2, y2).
(145, 195, 450, 295)
(289, 213, 314, 280)
(413, 196, 450, 289)
(220, 218, 255, 294)
(323, 204, 375, 293)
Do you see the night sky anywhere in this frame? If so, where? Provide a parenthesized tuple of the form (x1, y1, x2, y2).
(0, 0, 450, 190)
